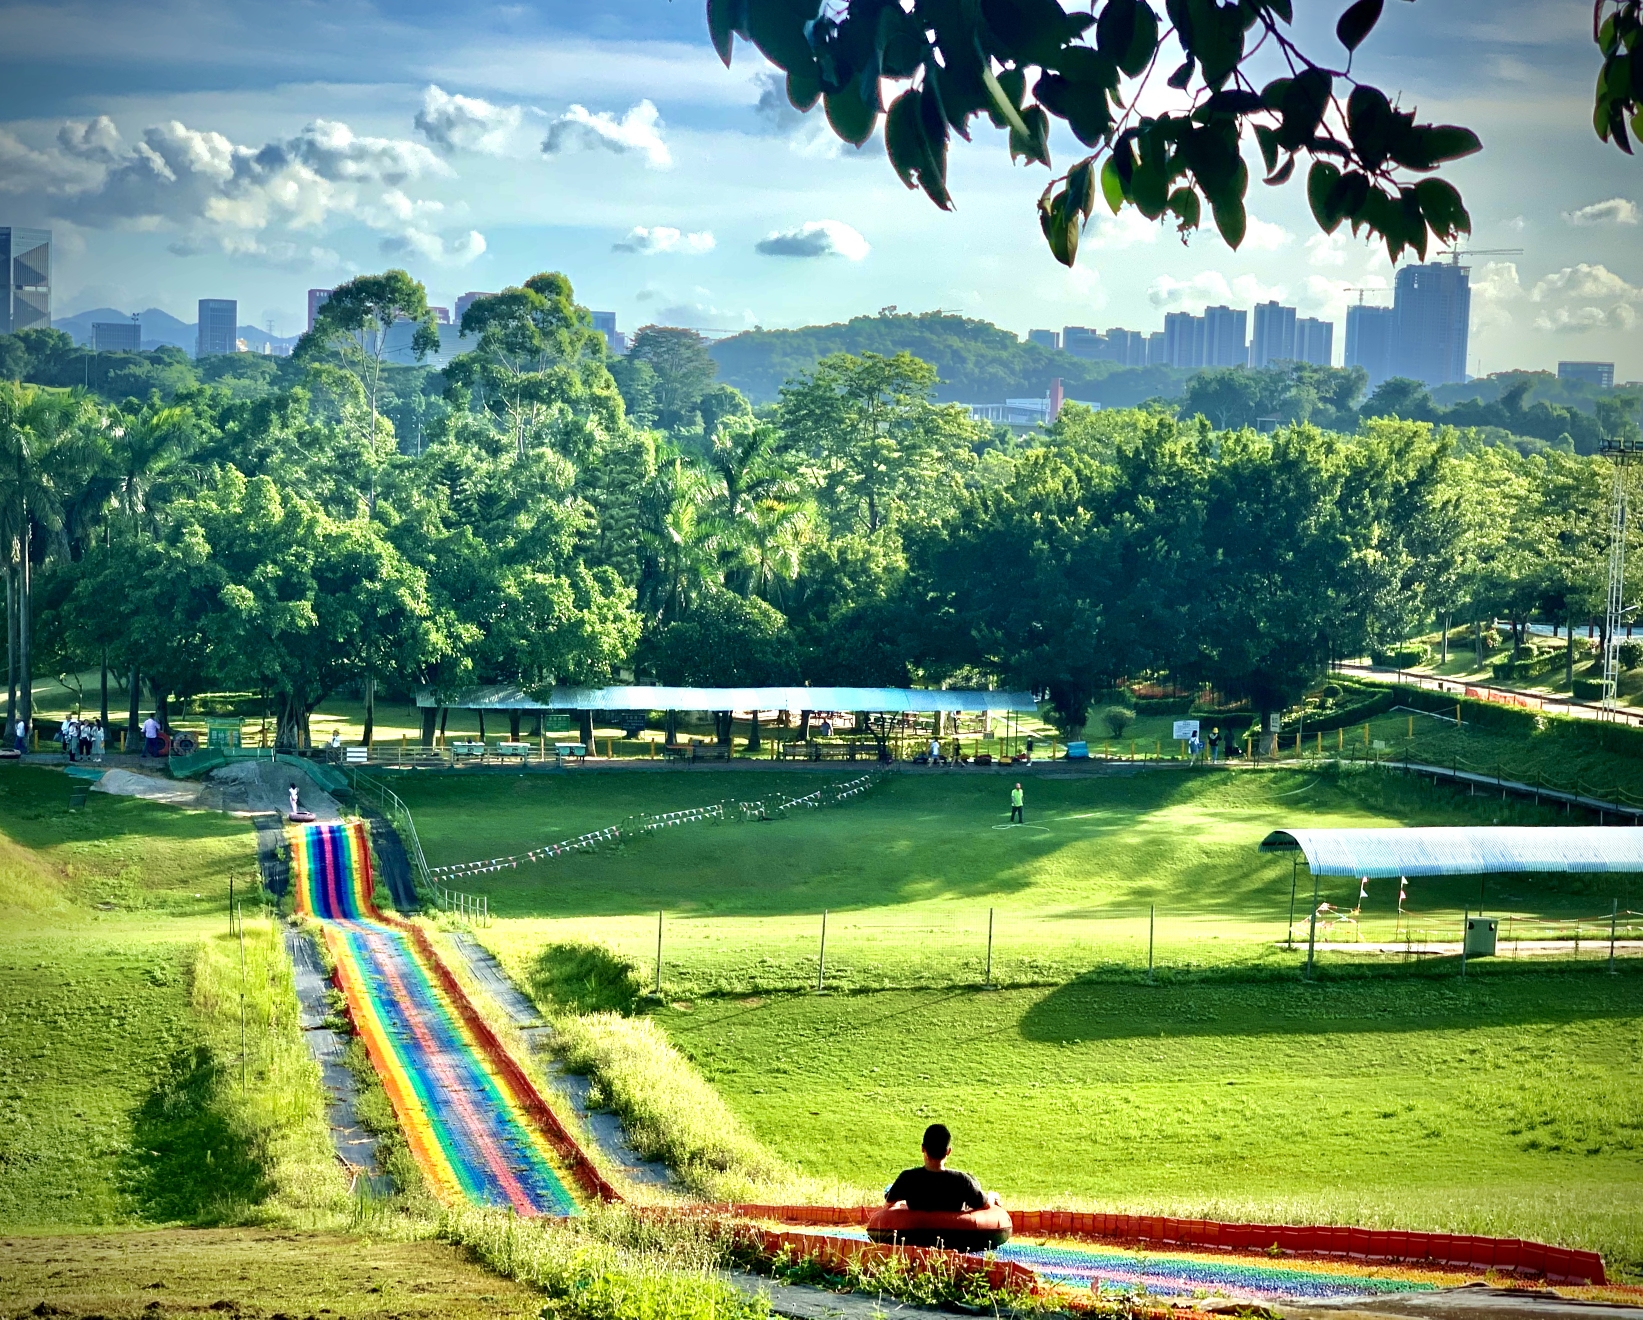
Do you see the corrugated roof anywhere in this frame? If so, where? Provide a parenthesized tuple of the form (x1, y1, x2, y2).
(415, 684, 1037, 713)
(1259, 827, 1643, 877)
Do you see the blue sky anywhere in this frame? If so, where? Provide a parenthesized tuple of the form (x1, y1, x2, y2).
(2, 0, 1639, 378)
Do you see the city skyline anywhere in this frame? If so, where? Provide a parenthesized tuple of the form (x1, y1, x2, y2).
(0, 0, 1638, 377)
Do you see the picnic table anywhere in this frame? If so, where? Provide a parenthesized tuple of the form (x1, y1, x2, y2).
(496, 741, 532, 760)
(449, 740, 486, 758)
(554, 743, 588, 765)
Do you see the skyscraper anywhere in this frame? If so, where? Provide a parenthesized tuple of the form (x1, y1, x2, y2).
(1391, 262, 1470, 386)
(1202, 305, 1247, 367)
(1558, 361, 1615, 389)
(454, 291, 495, 330)
(1345, 304, 1396, 387)
(591, 310, 625, 355)
(1104, 327, 1149, 366)
(1027, 328, 1060, 351)
(1295, 317, 1333, 367)
(197, 299, 238, 357)
(1163, 311, 1206, 368)
(1061, 326, 1102, 359)
(1249, 301, 1296, 367)
(91, 320, 141, 352)
(1, 227, 51, 335)
(306, 288, 332, 333)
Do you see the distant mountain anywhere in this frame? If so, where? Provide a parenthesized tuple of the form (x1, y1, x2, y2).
(707, 310, 1195, 407)
(51, 306, 298, 356)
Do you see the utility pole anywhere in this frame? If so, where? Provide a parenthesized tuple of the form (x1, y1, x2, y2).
(1600, 432, 1639, 716)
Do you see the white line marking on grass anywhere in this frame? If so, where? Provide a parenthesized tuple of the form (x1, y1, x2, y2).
(1267, 779, 1320, 798)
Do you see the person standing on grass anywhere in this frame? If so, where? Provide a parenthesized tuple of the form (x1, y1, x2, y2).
(91, 719, 105, 762)
(1208, 726, 1221, 763)
(885, 1124, 1001, 1212)
(141, 714, 161, 759)
(1010, 782, 1024, 823)
(14, 717, 26, 754)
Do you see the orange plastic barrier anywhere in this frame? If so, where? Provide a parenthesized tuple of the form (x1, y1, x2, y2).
(727, 1205, 1606, 1286)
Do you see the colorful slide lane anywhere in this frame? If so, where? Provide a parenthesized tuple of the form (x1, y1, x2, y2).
(290, 821, 583, 1216)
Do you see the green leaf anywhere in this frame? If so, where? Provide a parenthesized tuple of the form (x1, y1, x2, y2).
(1403, 123, 1483, 168)
(1066, 159, 1098, 220)
(1607, 53, 1633, 101)
(885, 89, 927, 191)
(1277, 67, 1331, 150)
(1096, 0, 1139, 66)
(1346, 84, 1395, 170)
(707, 0, 747, 66)
(1254, 124, 1280, 173)
(746, 0, 822, 73)
(981, 61, 1031, 139)
(1413, 177, 1470, 242)
(1335, 0, 1384, 52)
(1010, 105, 1054, 168)
(1130, 156, 1170, 218)
(825, 81, 879, 147)
(1167, 58, 1195, 89)
(1265, 154, 1295, 185)
(1034, 70, 1115, 147)
(1212, 191, 1246, 248)
(1167, 186, 1201, 231)
(1265, 0, 1293, 21)
(1100, 155, 1127, 212)
(1123, 3, 1160, 77)
(1307, 159, 1343, 231)
(917, 78, 955, 207)
(786, 64, 822, 113)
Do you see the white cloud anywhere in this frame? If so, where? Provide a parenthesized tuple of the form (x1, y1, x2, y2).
(542, 100, 670, 168)
(648, 300, 756, 330)
(612, 225, 716, 255)
(1306, 231, 1349, 268)
(1470, 261, 1524, 329)
(1147, 272, 1232, 309)
(1530, 263, 1642, 301)
(6, 112, 483, 265)
(1240, 217, 1294, 252)
(755, 219, 869, 260)
(1230, 274, 1285, 305)
(415, 84, 533, 156)
(1562, 197, 1639, 227)
(1533, 303, 1638, 333)
(1086, 207, 1158, 250)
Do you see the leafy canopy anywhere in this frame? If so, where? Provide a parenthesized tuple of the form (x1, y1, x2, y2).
(708, 0, 1482, 266)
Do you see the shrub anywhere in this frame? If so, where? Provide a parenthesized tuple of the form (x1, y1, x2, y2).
(1099, 705, 1136, 738)
(1619, 641, 1643, 671)
(529, 941, 644, 1015)
(1320, 683, 1343, 701)
(1370, 644, 1428, 669)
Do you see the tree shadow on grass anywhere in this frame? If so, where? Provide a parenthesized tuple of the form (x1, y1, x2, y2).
(121, 1044, 272, 1224)
(1015, 963, 1643, 1045)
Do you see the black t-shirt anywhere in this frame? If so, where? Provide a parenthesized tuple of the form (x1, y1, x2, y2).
(884, 1166, 988, 1212)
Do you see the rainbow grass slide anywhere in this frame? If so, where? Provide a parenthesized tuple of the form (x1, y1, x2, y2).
(290, 821, 583, 1215)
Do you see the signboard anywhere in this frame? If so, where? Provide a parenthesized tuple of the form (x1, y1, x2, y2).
(542, 713, 574, 733)
(1173, 719, 1200, 740)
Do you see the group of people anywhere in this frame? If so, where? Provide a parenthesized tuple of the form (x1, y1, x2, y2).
(1186, 725, 1227, 764)
(55, 715, 107, 762)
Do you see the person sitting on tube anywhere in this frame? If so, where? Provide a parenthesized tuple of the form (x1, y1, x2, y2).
(884, 1123, 1000, 1212)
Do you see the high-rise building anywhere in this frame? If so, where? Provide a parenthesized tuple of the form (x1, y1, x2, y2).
(1559, 361, 1615, 389)
(1, 227, 51, 335)
(1295, 317, 1333, 367)
(1249, 301, 1297, 367)
(1061, 326, 1102, 360)
(1202, 305, 1247, 367)
(91, 320, 141, 352)
(1027, 328, 1060, 351)
(1145, 331, 1166, 365)
(591, 310, 625, 355)
(197, 299, 238, 357)
(1345, 304, 1396, 387)
(1392, 262, 1470, 386)
(454, 291, 495, 330)
(1163, 312, 1206, 368)
(1103, 327, 1149, 366)
(306, 288, 332, 333)
(430, 306, 452, 326)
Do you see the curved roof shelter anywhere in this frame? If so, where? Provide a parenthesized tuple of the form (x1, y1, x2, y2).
(1259, 827, 1643, 878)
(415, 684, 1036, 714)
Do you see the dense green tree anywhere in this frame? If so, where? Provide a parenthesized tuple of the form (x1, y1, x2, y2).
(626, 327, 719, 433)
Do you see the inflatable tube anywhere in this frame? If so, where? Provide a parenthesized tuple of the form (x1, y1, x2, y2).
(866, 1204, 1013, 1251)
(288, 809, 317, 823)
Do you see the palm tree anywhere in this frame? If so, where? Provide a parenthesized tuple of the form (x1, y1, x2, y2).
(0, 384, 91, 738)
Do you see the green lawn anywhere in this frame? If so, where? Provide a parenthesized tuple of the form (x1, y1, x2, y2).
(650, 970, 1643, 1271)
(0, 763, 339, 1230)
(410, 766, 1630, 996)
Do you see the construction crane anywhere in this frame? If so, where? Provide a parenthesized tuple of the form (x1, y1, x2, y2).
(1442, 247, 1523, 266)
(1343, 286, 1390, 305)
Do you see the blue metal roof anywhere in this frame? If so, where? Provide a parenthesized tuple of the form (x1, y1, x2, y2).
(1259, 827, 1643, 878)
(415, 684, 1037, 713)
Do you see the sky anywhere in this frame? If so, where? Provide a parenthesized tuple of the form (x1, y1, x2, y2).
(1, 0, 1639, 379)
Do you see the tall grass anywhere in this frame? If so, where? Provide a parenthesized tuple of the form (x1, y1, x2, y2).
(439, 1203, 768, 1320)
(188, 917, 352, 1224)
(551, 1011, 806, 1202)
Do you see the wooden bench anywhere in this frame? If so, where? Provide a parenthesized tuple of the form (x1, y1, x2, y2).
(690, 743, 732, 761)
(662, 743, 693, 760)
